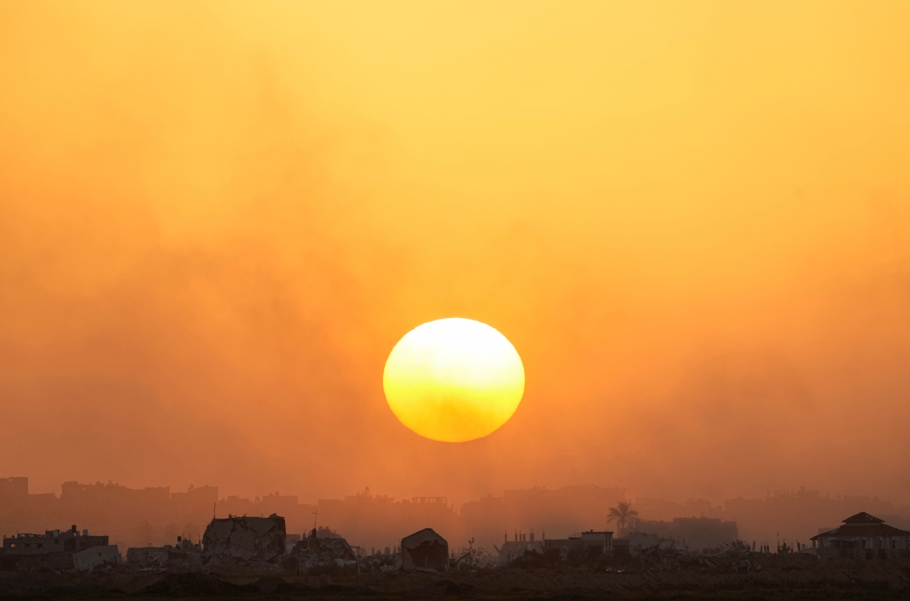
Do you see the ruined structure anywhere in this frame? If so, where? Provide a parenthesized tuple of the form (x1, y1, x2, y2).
(126, 546, 170, 568)
(401, 528, 448, 571)
(288, 528, 356, 568)
(126, 537, 202, 568)
(73, 545, 121, 571)
(811, 512, 910, 560)
(202, 514, 286, 564)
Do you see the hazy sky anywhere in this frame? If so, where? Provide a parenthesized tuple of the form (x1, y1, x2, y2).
(1, 1, 909, 504)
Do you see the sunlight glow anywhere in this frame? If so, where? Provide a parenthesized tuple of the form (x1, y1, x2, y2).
(383, 318, 525, 442)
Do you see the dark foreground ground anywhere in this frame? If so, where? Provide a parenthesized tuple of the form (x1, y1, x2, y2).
(2, 555, 909, 600)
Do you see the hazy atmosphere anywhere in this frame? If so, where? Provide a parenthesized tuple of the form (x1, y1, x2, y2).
(2, 0, 909, 508)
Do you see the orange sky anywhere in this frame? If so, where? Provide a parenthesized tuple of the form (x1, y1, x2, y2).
(1, 1, 909, 504)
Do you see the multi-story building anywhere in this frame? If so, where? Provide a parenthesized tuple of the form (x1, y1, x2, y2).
(1, 525, 112, 570)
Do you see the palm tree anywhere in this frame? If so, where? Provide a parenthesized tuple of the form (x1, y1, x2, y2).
(607, 501, 639, 533)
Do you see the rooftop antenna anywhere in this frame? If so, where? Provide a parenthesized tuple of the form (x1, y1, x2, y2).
(313, 509, 319, 531)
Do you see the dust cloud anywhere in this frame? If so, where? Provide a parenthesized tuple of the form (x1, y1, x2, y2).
(1, 1, 909, 508)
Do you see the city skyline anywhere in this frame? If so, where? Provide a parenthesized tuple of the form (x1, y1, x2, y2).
(4, 474, 909, 555)
(3, 0, 910, 541)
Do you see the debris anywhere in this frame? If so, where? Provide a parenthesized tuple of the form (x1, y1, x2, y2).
(127, 537, 203, 570)
(73, 545, 121, 571)
(126, 547, 170, 568)
(287, 528, 356, 570)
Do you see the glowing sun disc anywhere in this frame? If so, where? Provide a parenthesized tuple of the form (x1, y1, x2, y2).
(383, 318, 525, 442)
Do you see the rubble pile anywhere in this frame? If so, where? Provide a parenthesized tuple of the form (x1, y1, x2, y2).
(73, 545, 121, 571)
(360, 551, 402, 573)
(287, 529, 356, 569)
(202, 514, 286, 566)
(126, 537, 203, 570)
(167, 537, 204, 569)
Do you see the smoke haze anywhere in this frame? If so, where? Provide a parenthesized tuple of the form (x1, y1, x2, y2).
(1, 1, 909, 504)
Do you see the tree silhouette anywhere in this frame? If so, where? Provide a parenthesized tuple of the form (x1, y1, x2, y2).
(607, 501, 639, 533)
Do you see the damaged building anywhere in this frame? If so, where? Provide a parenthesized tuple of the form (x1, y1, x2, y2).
(127, 536, 203, 568)
(0, 525, 118, 571)
(73, 545, 122, 571)
(401, 528, 448, 571)
(126, 546, 170, 568)
(288, 528, 357, 568)
(202, 514, 286, 565)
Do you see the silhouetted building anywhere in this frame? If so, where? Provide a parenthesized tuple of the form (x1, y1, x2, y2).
(170, 485, 218, 511)
(725, 488, 903, 547)
(3, 525, 108, 555)
(614, 531, 662, 554)
(315, 489, 458, 551)
(1, 525, 112, 570)
(401, 528, 448, 571)
(579, 530, 613, 553)
(202, 514, 287, 564)
(0, 477, 30, 519)
(126, 536, 202, 568)
(811, 512, 910, 560)
(544, 530, 612, 559)
(0, 477, 28, 500)
(495, 530, 544, 564)
(634, 517, 737, 550)
(462, 485, 625, 551)
(73, 545, 121, 571)
(62, 481, 170, 513)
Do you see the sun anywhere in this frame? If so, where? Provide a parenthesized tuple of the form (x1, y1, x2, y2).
(382, 318, 525, 442)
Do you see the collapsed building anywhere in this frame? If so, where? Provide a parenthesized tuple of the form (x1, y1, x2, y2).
(401, 528, 448, 571)
(126, 546, 170, 568)
(0, 525, 118, 571)
(127, 537, 203, 568)
(288, 528, 357, 569)
(202, 514, 286, 565)
(73, 545, 122, 571)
